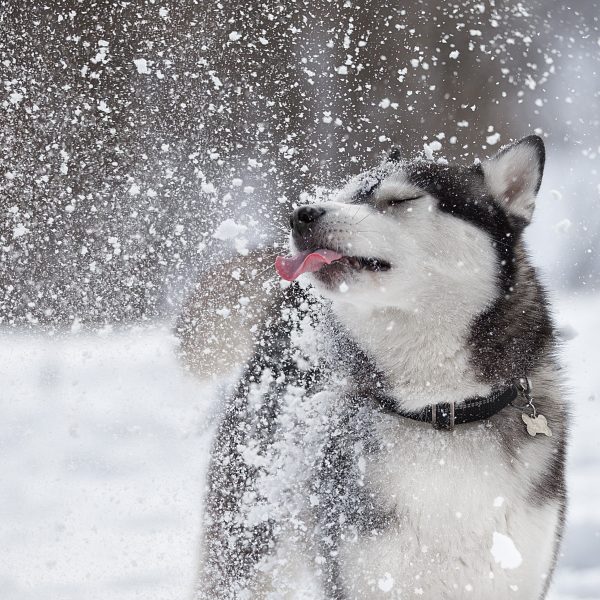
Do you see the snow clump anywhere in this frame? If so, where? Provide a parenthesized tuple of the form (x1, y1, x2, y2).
(490, 532, 523, 569)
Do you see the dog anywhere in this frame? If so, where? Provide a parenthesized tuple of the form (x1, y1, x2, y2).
(195, 136, 568, 599)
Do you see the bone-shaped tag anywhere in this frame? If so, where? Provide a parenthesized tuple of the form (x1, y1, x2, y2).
(522, 413, 552, 437)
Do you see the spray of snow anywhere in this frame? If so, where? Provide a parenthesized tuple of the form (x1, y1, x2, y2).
(212, 218, 247, 240)
(133, 58, 151, 74)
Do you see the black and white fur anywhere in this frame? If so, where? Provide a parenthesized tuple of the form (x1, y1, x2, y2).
(196, 136, 568, 599)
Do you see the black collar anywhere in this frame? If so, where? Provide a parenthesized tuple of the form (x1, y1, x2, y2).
(375, 383, 520, 430)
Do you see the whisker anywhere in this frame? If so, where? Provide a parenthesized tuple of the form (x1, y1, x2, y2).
(354, 211, 375, 226)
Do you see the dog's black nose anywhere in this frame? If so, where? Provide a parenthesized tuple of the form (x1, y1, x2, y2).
(289, 206, 326, 236)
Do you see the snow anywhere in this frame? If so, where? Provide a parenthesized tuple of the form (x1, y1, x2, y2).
(200, 181, 216, 194)
(12, 224, 29, 238)
(9, 91, 23, 104)
(97, 100, 111, 114)
(133, 58, 151, 75)
(128, 183, 140, 196)
(0, 293, 598, 599)
(423, 141, 443, 160)
(0, 4, 597, 595)
(491, 532, 523, 569)
(486, 132, 501, 145)
(377, 572, 395, 592)
(555, 218, 572, 234)
(2, 1, 598, 333)
(0, 327, 215, 600)
(212, 218, 247, 241)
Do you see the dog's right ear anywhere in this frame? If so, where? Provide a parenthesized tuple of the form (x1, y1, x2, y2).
(482, 135, 545, 225)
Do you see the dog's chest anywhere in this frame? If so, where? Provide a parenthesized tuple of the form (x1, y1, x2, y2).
(362, 416, 512, 522)
(337, 414, 559, 599)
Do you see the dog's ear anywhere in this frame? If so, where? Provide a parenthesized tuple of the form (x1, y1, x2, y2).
(482, 135, 545, 224)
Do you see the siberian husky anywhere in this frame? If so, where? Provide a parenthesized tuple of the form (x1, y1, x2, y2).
(195, 136, 568, 599)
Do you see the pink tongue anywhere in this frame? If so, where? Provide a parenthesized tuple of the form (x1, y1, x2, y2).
(275, 249, 343, 281)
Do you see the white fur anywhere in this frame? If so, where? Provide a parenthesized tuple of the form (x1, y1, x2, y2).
(339, 416, 560, 599)
(248, 380, 561, 600)
(294, 171, 499, 410)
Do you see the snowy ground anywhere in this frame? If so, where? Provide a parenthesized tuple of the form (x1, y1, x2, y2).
(1, 295, 599, 600)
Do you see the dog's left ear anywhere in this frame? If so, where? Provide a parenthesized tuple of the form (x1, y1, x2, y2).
(482, 135, 545, 224)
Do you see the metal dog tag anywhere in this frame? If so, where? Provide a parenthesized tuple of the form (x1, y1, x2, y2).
(522, 413, 553, 437)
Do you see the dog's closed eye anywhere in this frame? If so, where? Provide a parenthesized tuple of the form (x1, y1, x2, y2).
(387, 195, 424, 206)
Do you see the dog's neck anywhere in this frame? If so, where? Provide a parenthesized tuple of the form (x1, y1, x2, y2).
(331, 299, 493, 412)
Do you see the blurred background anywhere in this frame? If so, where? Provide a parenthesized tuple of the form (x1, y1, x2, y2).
(1, 1, 599, 598)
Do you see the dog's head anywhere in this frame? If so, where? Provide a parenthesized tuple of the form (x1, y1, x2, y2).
(276, 136, 545, 314)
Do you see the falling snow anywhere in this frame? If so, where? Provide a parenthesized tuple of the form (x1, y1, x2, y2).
(1, 1, 599, 598)
(133, 58, 151, 74)
(491, 532, 524, 570)
(0, 0, 598, 327)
